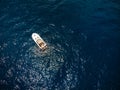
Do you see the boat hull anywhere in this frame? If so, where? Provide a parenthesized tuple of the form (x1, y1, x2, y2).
(32, 33, 47, 50)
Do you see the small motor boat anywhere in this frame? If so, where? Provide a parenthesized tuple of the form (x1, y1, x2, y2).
(32, 33, 47, 50)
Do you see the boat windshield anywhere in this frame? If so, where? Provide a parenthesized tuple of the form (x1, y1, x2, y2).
(39, 42, 44, 47)
(37, 39, 45, 48)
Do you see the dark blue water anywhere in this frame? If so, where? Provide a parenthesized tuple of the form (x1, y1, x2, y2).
(0, 0, 120, 90)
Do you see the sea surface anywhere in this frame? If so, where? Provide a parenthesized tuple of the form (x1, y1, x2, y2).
(0, 0, 120, 90)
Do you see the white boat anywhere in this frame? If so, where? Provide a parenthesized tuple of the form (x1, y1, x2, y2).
(32, 33, 47, 50)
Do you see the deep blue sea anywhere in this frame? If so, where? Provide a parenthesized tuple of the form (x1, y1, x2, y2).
(0, 0, 120, 90)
